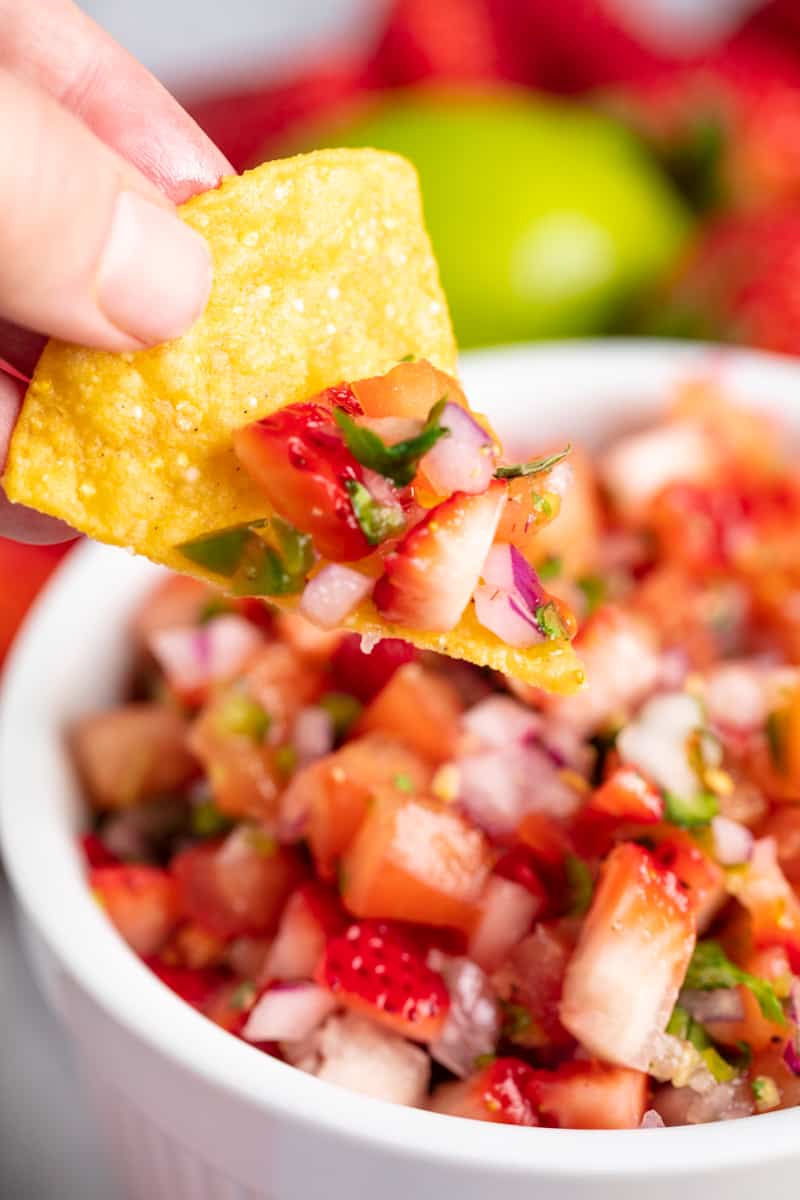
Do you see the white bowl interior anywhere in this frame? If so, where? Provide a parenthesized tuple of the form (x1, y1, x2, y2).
(3, 340, 800, 1181)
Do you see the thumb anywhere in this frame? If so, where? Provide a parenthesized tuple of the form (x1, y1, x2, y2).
(0, 69, 213, 352)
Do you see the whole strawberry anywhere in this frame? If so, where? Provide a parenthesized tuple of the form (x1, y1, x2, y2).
(650, 210, 800, 356)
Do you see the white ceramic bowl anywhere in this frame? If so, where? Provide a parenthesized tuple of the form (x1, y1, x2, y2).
(3, 341, 800, 1200)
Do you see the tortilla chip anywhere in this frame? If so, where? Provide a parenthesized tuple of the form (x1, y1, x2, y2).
(4, 147, 582, 694)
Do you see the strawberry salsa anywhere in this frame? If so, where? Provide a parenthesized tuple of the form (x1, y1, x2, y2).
(175, 358, 576, 652)
(76, 381, 800, 1129)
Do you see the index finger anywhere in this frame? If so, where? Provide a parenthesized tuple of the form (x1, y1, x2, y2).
(0, 0, 233, 202)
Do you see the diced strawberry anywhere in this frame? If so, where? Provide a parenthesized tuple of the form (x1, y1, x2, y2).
(342, 789, 491, 932)
(491, 923, 575, 1051)
(430, 1057, 539, 1125)
(468, 875, 542, 972)
(165, 922, 227, 969)
(281, 733, 431, 878)
(652, 829, 726, 934)
(494, 846, 549, 900)
(202, 977, 255, 1035)
(373, 481, 507, 632)
(560, 843, 696, 1070)
(527, 1062, 648, 1130)
(352, 359, 468, 420)
(90, 865, 181, 956)
(317, 919, 449, 1041)
(762, 806, 800, 886)
(147, 615, 264, 706)
(516, 812, 573, 866)
(356, 661, 463, 763)
(265, 882, 346, 982)
(330, 632, 417, 702)
(172, 835, 304, 940)
(590, 765, 664, 824)
(274, 611, 342, 662)
(144, 957, 228, 1010)
(72, 704, 197, 810)
(233, 401, 376, 562)
(727, 837, 800, 969)
(79, 832, 119, 868)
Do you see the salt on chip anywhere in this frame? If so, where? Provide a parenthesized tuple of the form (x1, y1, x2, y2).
(4, 147, 583, 695)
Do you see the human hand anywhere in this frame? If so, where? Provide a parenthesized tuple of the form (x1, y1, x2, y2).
(0, 0, 232, 543)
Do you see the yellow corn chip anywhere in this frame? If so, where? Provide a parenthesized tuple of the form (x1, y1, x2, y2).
(4, 148, 582, 694)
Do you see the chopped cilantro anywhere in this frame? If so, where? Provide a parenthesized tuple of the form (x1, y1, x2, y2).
(538, 555, 562, 582)
(346, 479, 406, 545)
(190, 800, 233, 839)
(231, 980, 257, 1011)
(500, 1000, 533, 1040)
(274, 745, 297, 778)
(319, 692, 362, 738)
(398, 353, 415, 363)
(683, 940, 785, 1025)
(565, 853, 594, 916)
(667, 1004, 738, 1082)
(752, 1075, 780, 1112)
(334, 397, 448, 487)
(535, 601, 568, 641)
(215, 692, 271, 742)
(393, 772, 415, 793)
(494, 445, 571, 481)
(663, 790, 719, 828)
(577, 575, 607, 618)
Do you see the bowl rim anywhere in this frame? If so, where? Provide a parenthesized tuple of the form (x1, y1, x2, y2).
(3, 338, 800, 1177)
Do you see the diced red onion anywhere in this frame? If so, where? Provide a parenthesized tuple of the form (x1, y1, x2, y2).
(783, 979, 800, 1077)
(639, 1109, 665, 1129)
(300, 565, 374, 630)
(680, 987, 745, 1024)
(458, 743, 582, 837)
(468, 877, 541, 972)
(617, 692, 704, 801)
(292, 706, 335, 767)
(420, 402, 495, 496)
(481, 543, 515, 590)
(711, 816, 754, 867)
(242, 982, 337, 1043)
(789, 978, 800, 1026)
(148, 615, 263, 695)
(462, 696, 542, 749)
(704, 663, 766, 735)
(473, 585, 544, 648)
(428, 954, 500, 1078)
(783, 1038, 800, 1077)
(264, 891, 326, 981)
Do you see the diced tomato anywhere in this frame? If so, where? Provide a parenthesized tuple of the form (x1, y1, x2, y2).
(188, 698, 280, 823)
(651, 829, 726, 934)
(560, 843, 695, 1070)
(705, 945, 791, 1053)
(497, 446, 599, 579)
(374, 482, 506, 632)
(79, 832, 118, 868)
(0, 538, 73, 665)
(90, 865, 181, 956)
(727, 837, 800, 968)
(749, 1045, 800, 1111)
(356, 662, 463, 762)
(202, 977, 255, 1035)
(233, 401, 376, 561)
(468, 875, 542, 971)
(762, 806, 800, 885)
(430, 1057, 539, 1125)
(72, 704, 197, 810)
(274, 611, 343, 662)
(164, 922, 227, 969)
(317, 919, 449, 1042)
(491, 923, 575, 1051)
(516, 812, 573, 866)
(352, 360, 467, 421)
(144, 957, 228, 1010)
(590, 765, 664, 824)
(342, 789, 491, 932)
(281, 733, 432, 878)
(330, 632, 417, 702)
(172, 836, 304, 940)
(527, 1062, 649, 1130)
(245, 643, 326, 739)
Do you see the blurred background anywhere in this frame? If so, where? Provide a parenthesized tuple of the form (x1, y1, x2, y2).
(4, 2, 800, 1194)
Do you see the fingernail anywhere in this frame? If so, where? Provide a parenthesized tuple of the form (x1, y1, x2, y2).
(97, 191, 212, 345)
